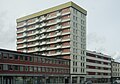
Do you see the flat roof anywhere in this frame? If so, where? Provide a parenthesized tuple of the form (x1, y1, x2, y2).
(0, 48, 70, 61)
(17, 1, 87, 22)
(87, 50, 111, 58)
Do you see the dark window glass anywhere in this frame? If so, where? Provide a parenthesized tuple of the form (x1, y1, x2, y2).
(25, 66, 28, 71)
(25, 56, 28, 61)
(0, 64, 3, 70)
(9, 54, 14, 60)
(14, 65, 19, 71)
(29, 57, 33, 62)
(14, 55, 18, 60)
(8, 65, 13, 70)
(3, 53, 8, 59)
(0, 52, 2, 59)
(20, 55, 24, 61)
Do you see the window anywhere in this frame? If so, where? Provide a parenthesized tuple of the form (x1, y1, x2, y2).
(9, 54, 14, 60)
(34, 57, 38, 62)
(41, 67, 45, 72)
(30, 66, 33, 72)
(34, 67, 37, 72)
(20, 56, 24, 61)
(3, 53, 8, 59)
(25, 66, 29, 71)
(8, 65, 13, 70)
(76, 23, 78, 28)
(25, 56, 28, 61)
(73, 16, 75, 20)
(0, 64, 2, 70)
(14, 55, 18, 60)
(73, 22, 75, 27)
(29, 57, 33, 62)
(38, 67, 41, 72)
(20, 66, 23, 71)
(14, 65, 19, 71)
(0, 52, 2, 59)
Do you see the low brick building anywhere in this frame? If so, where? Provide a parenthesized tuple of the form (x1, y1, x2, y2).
(0, 49, 70, 84)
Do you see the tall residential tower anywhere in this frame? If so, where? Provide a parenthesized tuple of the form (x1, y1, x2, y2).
(16, 1, 87, 83)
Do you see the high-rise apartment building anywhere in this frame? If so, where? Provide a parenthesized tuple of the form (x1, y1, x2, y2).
(16, 1, 87, 83)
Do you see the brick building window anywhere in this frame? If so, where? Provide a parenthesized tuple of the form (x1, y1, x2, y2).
(9, 54, 14, 60)
(3, 53, 8, 59)
(0, 64, 2, 70)
(0, 52, 2, 59)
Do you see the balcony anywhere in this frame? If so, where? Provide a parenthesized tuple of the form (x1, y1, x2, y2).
(47, 33, 61, 38)
(35, 42, 40, 46)
(62, 38, 70, 42)
(27, 25, 39, 31)
(17, 39, 27, 44)
(62, 45, 70, 48)
(62, 25, 70, 29)
(27, 37, 39, 42)
(28, 48, 39, 53)
(61, 18, 70, 22)
(39, 17, 46, 22)
(47, 52, 62, 56)
(27, 31, 39, 36)
(56, 45, 62, 48)
(47, 22, 57, 26)
(17, 28, 26, 33)
(57, 13, 61, 17)
(40, 47, 47, 51)
(57, 19, 61, 23)
(17, 33, 26, 39)
(27, 42, 39, 47)
(28, 44, 36, 47)
(40, 29, 46, 33)
(47, 15, 57, 20)
(62, 32, 70, 35)
(17, 23, 26, 28)
(61, 11, 70, 16)
(40, 23, 46, 28)
(62, 52, 70, 55)
(86, 62, 111, 68)
(27, 21, 36, 25)
(40, 41, 46, 45)
(56, 26, 61, 30)
(17, 45, 27, 49)
(47, 39, 61, 44)
(35, 25, 40, 29)
(40, 35, 47, 39)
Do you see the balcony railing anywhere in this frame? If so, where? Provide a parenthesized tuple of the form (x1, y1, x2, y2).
(17, 39, 27, 44)
(17, 28, 26, 33)
(17, 33, 26, 39)
(17, 23, 26, 28)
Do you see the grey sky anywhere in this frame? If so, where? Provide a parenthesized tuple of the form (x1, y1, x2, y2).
(0, 0, 120, 61)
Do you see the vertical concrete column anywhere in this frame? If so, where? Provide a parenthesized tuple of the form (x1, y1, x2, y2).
(77, 76, 80, 84)
(12, 77, 16, 84)
(70, 76, 72, 84)
(1, 76, 3, 84)
(23, 77, 25, 84)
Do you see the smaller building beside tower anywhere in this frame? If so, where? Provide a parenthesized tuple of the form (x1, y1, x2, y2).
(86, 50, 111, 84)
(0, 49, 70, 84)
(111, 59, 120, 83)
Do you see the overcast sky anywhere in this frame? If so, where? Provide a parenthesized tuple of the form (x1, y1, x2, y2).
(0, 0, 120, 61)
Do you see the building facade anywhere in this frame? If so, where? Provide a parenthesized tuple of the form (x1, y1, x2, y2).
(0, 49, 70, 84)
(111, 60, 120, 83)
(86, 50, 111, 84)
(16, 1, 87, 84)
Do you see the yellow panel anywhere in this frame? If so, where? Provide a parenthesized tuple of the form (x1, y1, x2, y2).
(17, 1, 87, 22)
